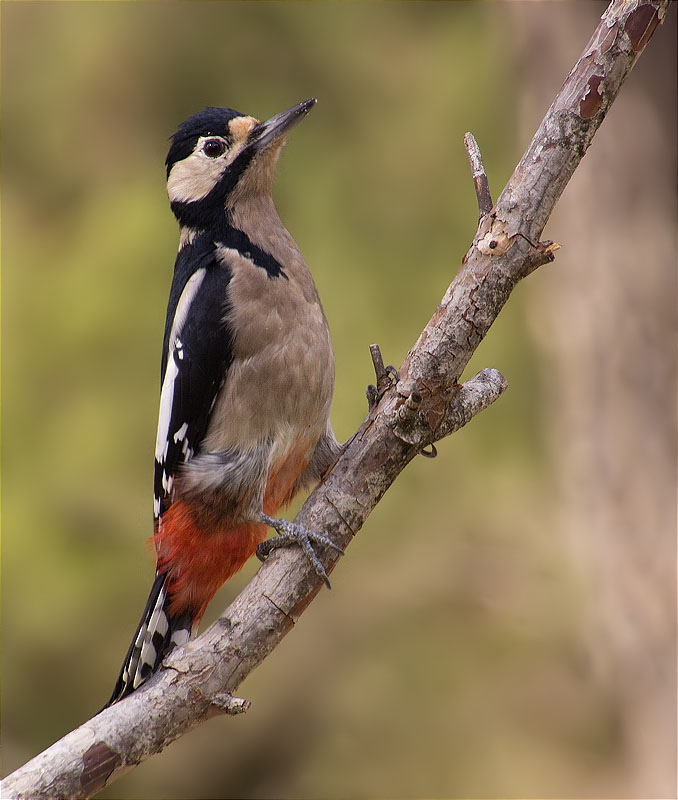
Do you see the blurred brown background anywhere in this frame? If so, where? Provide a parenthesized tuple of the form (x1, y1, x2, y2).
(2, 2, 676, 797)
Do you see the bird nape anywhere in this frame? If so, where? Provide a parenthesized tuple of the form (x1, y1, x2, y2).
(106, 100, 344, 707)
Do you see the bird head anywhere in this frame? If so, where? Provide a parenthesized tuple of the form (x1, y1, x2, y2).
(166, 99, 316, 229)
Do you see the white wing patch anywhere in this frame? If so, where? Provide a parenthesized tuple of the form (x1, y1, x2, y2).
(154, 268, 206, 467)
(155, 354, 180, 463)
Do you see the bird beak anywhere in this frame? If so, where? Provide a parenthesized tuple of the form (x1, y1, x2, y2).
(249, 98, 317, 152)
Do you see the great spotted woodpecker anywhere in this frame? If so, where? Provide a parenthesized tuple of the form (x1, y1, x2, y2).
(106, 99, 342, 706)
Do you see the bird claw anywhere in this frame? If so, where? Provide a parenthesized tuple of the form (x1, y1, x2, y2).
(367, 365, 399, 411)
(258, 513, 343, 589)
(366, 384, 380, 411)
(384, 365, 399, 384)
(367, 343, 400, 411)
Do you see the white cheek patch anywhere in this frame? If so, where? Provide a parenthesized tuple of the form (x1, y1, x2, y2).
(167, 155, 226, 204)
(167, 137, 248, 204)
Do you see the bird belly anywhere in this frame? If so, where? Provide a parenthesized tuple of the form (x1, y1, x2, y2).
(202, 300, 334, 459)
(208, 239, 335, 455)
(155, 436, 313, 619)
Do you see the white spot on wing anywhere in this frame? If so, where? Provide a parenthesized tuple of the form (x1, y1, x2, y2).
(174, 422, 189, 443)
(162, 472, 174, 493)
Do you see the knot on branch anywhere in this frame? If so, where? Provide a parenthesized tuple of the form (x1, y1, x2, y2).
(393, 381, 458, 446)
(476, 217, 513, 257)
(397, 389, 423, 424)
(393, 368, 508, 449)
(472, 210, 562, 278)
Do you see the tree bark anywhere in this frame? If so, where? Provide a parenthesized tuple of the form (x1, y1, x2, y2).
(1, 1, 670, 797)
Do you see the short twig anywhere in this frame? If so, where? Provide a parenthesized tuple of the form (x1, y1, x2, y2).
(521, 238, 563, 276)
(367, 344, 398, 409)
(369, 343, 390, 395)
(464, 132, 493, 217)
(210, 693, 250, 716)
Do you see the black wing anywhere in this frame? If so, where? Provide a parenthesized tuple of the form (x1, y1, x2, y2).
(153, 235, 233, 519)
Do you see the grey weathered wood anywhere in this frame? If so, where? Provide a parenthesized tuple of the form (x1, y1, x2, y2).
(1, 1, 669, 796)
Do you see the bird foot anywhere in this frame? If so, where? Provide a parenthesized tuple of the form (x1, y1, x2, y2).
(257, 514, 343, 589)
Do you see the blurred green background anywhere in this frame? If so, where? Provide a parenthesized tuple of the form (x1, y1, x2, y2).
(2, 2, 675, 798)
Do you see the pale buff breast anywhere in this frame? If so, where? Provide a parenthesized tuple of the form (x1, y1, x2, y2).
(201, 242, 334, 461)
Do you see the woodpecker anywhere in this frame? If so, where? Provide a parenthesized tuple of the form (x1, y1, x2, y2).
(106, 99, 342, 706)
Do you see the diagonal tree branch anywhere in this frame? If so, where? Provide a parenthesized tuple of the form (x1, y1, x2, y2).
(1, 1, 669, 797)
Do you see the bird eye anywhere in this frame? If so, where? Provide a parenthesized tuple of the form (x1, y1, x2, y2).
(203, 139, 226, 158)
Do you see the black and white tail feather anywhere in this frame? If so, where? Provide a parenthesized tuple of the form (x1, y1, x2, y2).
(105, 573, 194, 707)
